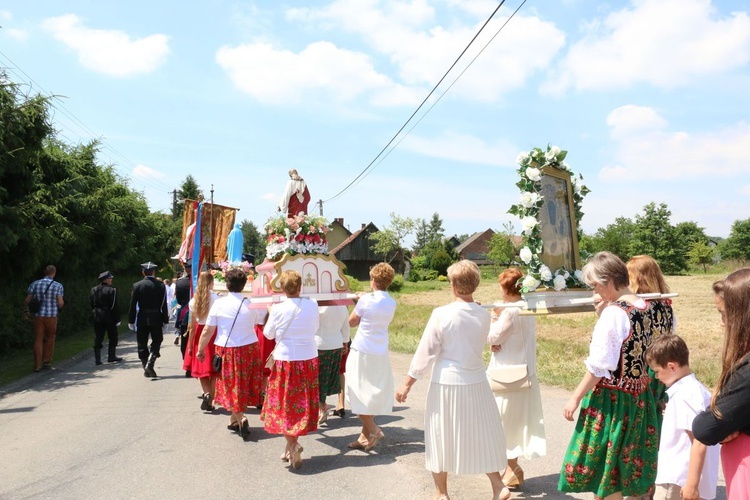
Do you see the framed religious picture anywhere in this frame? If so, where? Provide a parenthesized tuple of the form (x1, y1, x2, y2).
(538, 166, 581, 273)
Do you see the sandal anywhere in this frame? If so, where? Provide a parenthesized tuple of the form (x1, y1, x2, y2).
(347, 439, 366, 450)
(364, 430, 384, 452)
(503, 466, 524, 488)
(290, 444, 304, 470)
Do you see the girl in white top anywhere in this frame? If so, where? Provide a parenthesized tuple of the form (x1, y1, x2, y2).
(261, 270, 320, 470)
(315, 305, 350, 424)
(487, 268, 546, 490)
(397, 260, 510, 500)
(345, 263, 397, 452)
(198, 269, 262, 440)
(184, 271, 219, 411)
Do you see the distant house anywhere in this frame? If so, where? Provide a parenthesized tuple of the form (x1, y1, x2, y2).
(455, 229, 495, 265)
(327, 218, 352, 251)
(330, 222, 386, 281)
(444, 235, 461, 250)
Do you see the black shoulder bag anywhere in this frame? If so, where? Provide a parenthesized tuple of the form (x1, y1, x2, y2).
(29, 279, 54, 314)
(212, 298, 247, 373)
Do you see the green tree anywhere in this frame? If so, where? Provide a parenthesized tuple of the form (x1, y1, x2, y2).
(630, 203, 687, 274)
(369, 212, 416, 265)
(586, 217, 635, 261)
(487, 223, 517, 270)
(720, 218, 750, 263)
(412, 219, 429, 254)
(173, 175, 202, 220)
(431, 250, 452, 276)
(426, 212, 444, 244)
(240, 219, 266, 264)
(688, 241, 715, 273)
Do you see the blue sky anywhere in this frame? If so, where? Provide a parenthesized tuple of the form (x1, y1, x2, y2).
(2, 0, 749, 243)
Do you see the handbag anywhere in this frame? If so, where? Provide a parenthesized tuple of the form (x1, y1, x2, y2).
(489, 364, 531, 392)
(488, 314, 532, 393)
(264, 298, 301, 369)
(212, 298, 246, 373)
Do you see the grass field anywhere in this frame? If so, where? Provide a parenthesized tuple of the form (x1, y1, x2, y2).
(389, 273, 725, 391)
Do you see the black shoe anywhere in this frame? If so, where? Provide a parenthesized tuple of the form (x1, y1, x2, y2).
(173, 336, 180, 345)
(200, 393, 215, 412)
(42, 362, 53, 371)
(227, 422, 240, 431)
(240, 419, 251, 440)
(95, 360, 103, 366)
(332, 408, 346, 418)
(108, 357, 124, 363)
(143, 367, 157, 378)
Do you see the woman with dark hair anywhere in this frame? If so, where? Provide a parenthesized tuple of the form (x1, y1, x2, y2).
(693, 268, 750, 499)
(397, 260, 510, 500)
(558, 251, 659, 499)
(197, 268, 262, 440)
(487, 267, 546, 489)
(261, 270, 319, 470)
(184, 271, 219, 411)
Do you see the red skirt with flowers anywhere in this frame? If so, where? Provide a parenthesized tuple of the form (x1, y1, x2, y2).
(214, 343, 262, 413)
(261, 357, 319, 436)
(255, 324, 275, 377)
(183, 324, 217, 378)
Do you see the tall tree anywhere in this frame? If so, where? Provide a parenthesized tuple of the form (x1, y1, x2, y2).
(720, 218, 750, 263)
(586, 217, 635, 261)
(688, 241, 715, 273)
(369, 212, 416, 266)
(412, 219, 429, 254)
(426, 212, 445, 244)
(240, 219, 266, 264)
(630, 203, 687, 274)
(172, 175, 203, 220)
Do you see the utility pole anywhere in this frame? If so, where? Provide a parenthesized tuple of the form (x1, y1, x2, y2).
(209, 184, 215, 265)
(170, 189, 179, 220)
(318, 199, 324, 216)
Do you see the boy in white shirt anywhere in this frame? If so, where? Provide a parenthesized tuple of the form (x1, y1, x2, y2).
(645, 334, 720, 500)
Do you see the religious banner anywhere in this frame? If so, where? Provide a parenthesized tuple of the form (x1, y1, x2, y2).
(180, 199, 239, 267)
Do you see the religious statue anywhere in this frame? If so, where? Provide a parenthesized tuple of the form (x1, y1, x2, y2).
(278, 168, 311, 217)
(226, 222, 244, 263)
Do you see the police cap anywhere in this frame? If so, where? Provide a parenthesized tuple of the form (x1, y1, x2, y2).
(98, 270, 114, 281)
(140, 262, 158, 272)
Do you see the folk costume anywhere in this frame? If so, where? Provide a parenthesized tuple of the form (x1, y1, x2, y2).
(182, 291, 219, 378)
(90, 271, 123, 365)
(558, 299, 659, 497)
(315, 306, 350, 415)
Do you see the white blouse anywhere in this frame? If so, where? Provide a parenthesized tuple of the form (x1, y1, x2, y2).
(206, 293, 261, 348)
(264, 297, 319, 361)
(350, 291, 397, 356)
(188, 291, 219, 326)
(315, 305, 350, 351)
(407, 301, 491, 385)
(584, 299, 646, 378)
(487, 308, 538, 376)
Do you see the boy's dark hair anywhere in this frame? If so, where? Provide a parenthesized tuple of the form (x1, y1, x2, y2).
(645, 334, 689, 367)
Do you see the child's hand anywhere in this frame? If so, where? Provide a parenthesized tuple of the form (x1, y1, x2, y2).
(680, 484, 699, 500)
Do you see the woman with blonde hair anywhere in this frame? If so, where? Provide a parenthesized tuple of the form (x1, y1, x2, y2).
(197, 269, 262, 440)
(261, 270, 319, 470)
(345, 262, 397, 452)
(693, 268, 750, 499)
(183, 271, 219, 411)
(487, 267, 546, 489)
(397, 260, 510, 500)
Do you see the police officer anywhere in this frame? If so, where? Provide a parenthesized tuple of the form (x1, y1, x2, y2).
(90, 270, 123, 365)
(128, 262, 169, 378)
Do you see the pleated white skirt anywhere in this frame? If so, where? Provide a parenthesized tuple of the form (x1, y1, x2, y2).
(424, 380, 507, 474)
(492, 375, 546, 460)
(345, 349, 394, 415)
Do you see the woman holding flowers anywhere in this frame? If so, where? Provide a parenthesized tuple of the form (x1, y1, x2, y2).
(558, 252, 659, 499)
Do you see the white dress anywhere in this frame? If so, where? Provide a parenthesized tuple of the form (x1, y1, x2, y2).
(408, 301, 507, 474)
(487, 308, 546, 460)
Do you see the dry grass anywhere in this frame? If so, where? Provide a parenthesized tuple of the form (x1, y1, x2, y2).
(391, 274, 725, 391)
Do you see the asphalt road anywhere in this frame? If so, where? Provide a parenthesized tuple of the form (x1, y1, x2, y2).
(0, 332, 726, 500)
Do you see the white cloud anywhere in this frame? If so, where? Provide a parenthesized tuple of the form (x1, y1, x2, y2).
(599, 105, 750, 181)
(42, 14, 169, 77)
(7, 28, 29, 41)
(287, 1, 565, 103)
(543, 0, 750, 94)
(401, 132, 517, 166)
(0, 10, 11, 21)
(740, 185, 750, 196)
(261, 192, 277, 201)
(216, 41, 402, 105)
(133, 164, 166, 180)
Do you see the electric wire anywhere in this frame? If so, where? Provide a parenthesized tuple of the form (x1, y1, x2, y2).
(322, 0, 509, 205)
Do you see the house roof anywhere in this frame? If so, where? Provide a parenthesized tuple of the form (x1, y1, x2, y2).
(455, 228, 495, 254)
(330, 222, 379, 255)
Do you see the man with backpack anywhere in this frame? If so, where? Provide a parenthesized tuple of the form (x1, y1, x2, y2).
(25, 265, 65, 372)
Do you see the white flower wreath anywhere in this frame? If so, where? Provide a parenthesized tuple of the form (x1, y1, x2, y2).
(508, 145, 590, 292)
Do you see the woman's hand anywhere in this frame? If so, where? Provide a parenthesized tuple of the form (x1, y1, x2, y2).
(395, 385, 410, 403)
(563, 397, 580, 421)
(490, 344, 501, 352)
(720, 431, 740, 444)
(593, 293, 609, 317)
(196, 351, 205, 361)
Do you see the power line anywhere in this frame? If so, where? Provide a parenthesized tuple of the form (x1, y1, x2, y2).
(323, 0, 511, 204)
(339, 0, 530, 195)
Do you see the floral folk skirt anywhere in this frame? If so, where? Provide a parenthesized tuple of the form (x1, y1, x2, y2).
(317, 348, 342, 402)
(558, 385, 658, 498)
(261, 357, 319, 436)
(722, 432, 750, 500)
(213, 343, 262, 413)
(255, 324, 275, 377)
(183, 324, 217, 379)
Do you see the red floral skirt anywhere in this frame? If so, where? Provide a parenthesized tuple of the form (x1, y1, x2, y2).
(214, 343, 262, 413)
(255, 324, 275, 377)
(261, 357, 319, 436)
(722, 432, 750, 500)
(183, 324, 217, 378)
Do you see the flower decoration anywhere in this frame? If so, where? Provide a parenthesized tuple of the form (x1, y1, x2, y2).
(213, 261, 255, 283)
(508, 145, 591, 292)
(265, 213, 330, 261)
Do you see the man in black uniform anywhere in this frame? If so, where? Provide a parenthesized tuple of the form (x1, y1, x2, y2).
(128, 262, 169, 378)
(90, 270, 123, 365)
(173, 262, 192, 362)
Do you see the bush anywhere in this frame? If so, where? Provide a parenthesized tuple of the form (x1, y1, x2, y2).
(389, 274, 404, 292)
(430, 250, 452, 276)
(408, 269, 422, 282)
(437, 275, 448, 282)
(423, 269, 439, 281)
(345, 275, 366, 292)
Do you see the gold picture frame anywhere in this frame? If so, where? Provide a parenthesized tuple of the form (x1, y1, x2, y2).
(539, 166, 581, 272)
